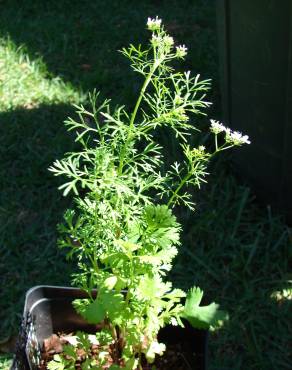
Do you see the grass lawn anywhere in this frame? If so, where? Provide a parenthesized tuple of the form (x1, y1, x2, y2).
(0, 1, 291, 369)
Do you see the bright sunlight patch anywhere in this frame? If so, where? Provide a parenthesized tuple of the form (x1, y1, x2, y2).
(0, 37, 83, 112)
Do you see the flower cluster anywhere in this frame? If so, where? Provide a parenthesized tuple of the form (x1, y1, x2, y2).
(210, 119, 227, 134)
(147, 16, 162, 31)
(150, 34, 162, 47)
(163, 35, 174, 48)
(148, 17, 187, 59)
(176, 45, 188, 58)
(191, 145, 207, 159)
(151, 34, 174, 53)
(210, 119, 251, 146)
(225, 130, 251, 145)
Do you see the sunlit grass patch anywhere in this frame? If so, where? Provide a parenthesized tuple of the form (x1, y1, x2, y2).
(271, 286, 292, 302)
(0, 37, 84, 112)
(0, 354, 12, 370)
(0, 36, 83, 343)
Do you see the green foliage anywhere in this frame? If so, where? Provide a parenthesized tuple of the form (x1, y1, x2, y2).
(82, 290, 125, 326)
(47, 354, 68, 370)
(182, 287, 229, 330)
(49, 17, 249, 369)
(47, 332, 107, 370)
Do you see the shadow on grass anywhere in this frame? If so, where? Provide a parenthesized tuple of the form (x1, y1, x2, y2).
(0, 0, 218, 105)
(0, 103, 78, 339)
(172, 172, 292, 369)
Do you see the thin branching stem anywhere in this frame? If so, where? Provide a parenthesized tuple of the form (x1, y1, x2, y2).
(118, 59, 161, 174)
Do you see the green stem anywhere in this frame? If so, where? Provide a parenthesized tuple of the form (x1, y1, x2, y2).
(125, 287, 131, 306)
(130, 61, 159, 127)
(215, 134, 218, 151)
(118, 60, 161, 174)
(88, 254, 98, 273)
(217, 144, 234, 151)
(110, 323, 118, 341)
(167, 140, 236, 208)
(167, 171, 192, 208)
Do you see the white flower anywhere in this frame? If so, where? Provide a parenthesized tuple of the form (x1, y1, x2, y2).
(176, 45, 188, 58)
(198, 145, 205, 151)
(170, 317, 178, 326)
(210, 119, 228, 134)
(226, 130, 251, 145)
(210, 120, 250, 145)
(147, 16, 162, 31)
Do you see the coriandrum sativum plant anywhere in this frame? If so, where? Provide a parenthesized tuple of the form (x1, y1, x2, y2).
(49, 17, 250, 370)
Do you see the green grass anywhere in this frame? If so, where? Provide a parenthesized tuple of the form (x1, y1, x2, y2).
(0, 354, 12, 370)
(0, 1, 291, 369)
(173, 170, 292, 369)
(0, 37, 83, 111)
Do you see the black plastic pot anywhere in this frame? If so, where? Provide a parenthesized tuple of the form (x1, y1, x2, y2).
(11, 285, 208, 370)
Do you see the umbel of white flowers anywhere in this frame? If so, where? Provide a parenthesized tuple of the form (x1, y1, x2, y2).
(147, 16, 162, 31)
(148, 17, 188, 58)
(210, 119, 251, 145)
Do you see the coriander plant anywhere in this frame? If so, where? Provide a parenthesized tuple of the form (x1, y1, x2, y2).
(49, 17, 250, 370)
